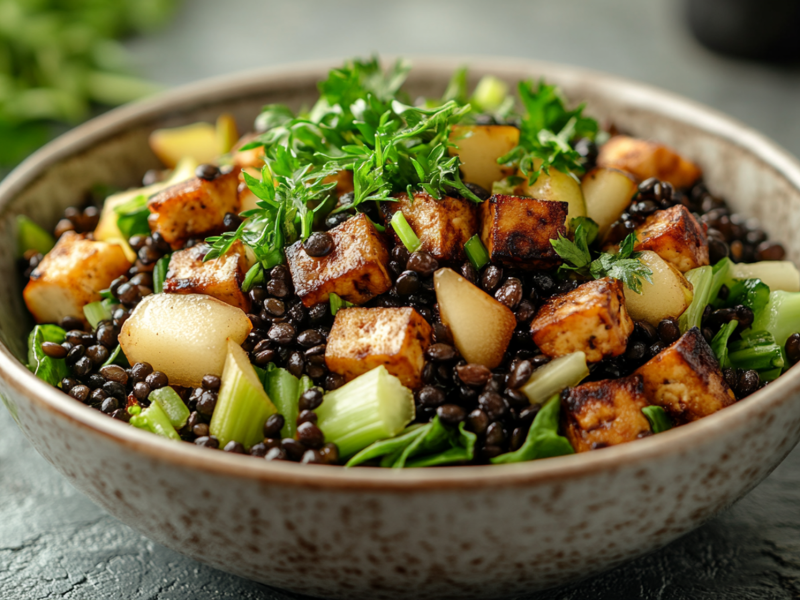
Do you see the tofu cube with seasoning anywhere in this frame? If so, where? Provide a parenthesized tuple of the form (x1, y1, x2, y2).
(530, 277, 634, 363)
(634, 327, 736, 424)
(480, 194, 567, 267)
(631, 205, 709, 273)
(285, 213, 392, 307)
(597, 135, 702, 189)
(24, 232, 132, 325)
(148, 168, 240, 250)
(562, 375, 653, 452)
(325, 307, 432, 389)
(381, 192, 478, 262)
(163, 240, 251, 313)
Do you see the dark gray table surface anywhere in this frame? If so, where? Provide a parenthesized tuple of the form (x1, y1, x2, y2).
(4, 1, 800, 598)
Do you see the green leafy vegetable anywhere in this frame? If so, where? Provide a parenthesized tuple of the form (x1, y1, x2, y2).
(152, 255, 171, 294)
(329, 292, 354, 316)
(642, 406, 673, 434)
(83, 301, 113, 329)
(16, 215, 55, 257)
(551, 218, 652, 293)
(728, 330, 785, 372)
(710, 320, 738, 369)
(722, 278, 770, 315)
(241, 264, 264, 293)
(114, 194, 151, 239)
(27, 324, 68, 387)
(491, 395, 574, 464)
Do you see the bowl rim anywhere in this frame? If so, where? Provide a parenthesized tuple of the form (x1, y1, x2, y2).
(3, 55, 800, 491)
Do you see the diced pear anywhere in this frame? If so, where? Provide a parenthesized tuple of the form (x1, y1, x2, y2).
(623, 250, 694, 326)
(517, 160, 586, 224)
(149, 122, 219, 168)
(449, 125, 519, 191)
(433, 267, 516, 368)
(119, 293, 252, 387)
(581, 167, 638, 237)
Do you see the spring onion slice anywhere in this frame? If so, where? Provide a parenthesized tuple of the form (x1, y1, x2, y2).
(149, 386, 190, 429)
(83, 301, 112, 329)
(464, 234, 490, 271)
(390, 211, 421, 253)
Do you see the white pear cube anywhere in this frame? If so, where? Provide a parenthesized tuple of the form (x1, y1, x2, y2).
(624, 251, 694, 326)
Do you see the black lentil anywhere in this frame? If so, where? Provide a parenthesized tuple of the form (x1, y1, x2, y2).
(786, 333, 800, 365)
(304, 231, 334, 257)
(299, 387, 324, 411)
(436, 404, 465, 425)
(195, 436, 220, 449)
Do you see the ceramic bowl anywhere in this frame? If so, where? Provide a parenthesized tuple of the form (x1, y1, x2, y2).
(2, 58, 800, 600)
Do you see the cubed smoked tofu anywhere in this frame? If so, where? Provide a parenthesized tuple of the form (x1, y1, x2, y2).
(530, 277, 634, 363)
(597, 135, 702, 189)
(325, 307, 432, 389)
(634, 327, 736, 424)
(148, 168, 240, 249)
(632, 205, 709, 273)
(381, 192, 478, 262)
(163, 240, 251, 312)
(286, 213, 392, 307)
(562, 375, 652, 452)
(448, 124, 519, 191)
(480, 194, 567, 267)
(24, 232, 131, 325)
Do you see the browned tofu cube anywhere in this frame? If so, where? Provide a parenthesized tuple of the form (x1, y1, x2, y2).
(480, 194, 567, 267)
(530, 277, 634, 363)
(381, 192, 478, 262)
(597, 135, 702, 189)
(325, 307, 432, 389)
(163, 240, 251, 312)
(562, 375, 652, 452)
(286, 213, 392, 307)
(632, 205, 709, 273)
(635, 327, 736, 424)
(148, 168, 240, 249)
(24, 232, 132, 325)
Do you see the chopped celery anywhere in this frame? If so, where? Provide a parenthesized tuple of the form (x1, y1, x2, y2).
(491, 395, 574, 464)
(27, 324, 68, 386)
(390, 211, 421, 253)
(152, 255, 171, 294)
(16, 215, 55, 257)
(265, 366, 300, 438)
(149, 386, 190, 429)
(128, 403, 181, 441)
(710, 320, 738, 368)
(728, 330, 784, 372)
(464, 234, 490, 271)
(316, 366, 415, 458)
(730, 261, 800, 293)
(642, 406, 673, 434)
(519, 351, 589, 406)
(679, 265, 713, 333)
(751, 290, 800, 353)
(83, 301, 112, 329)
(210, 339, 277, 449)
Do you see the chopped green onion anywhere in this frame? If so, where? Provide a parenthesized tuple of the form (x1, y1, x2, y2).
(390, 211, 421, 253)
(329, 292, 353, 316)
(710, 320, 738, 368)
(679, 265, 713, 333)
(16, 215, 55, 257)
(316, 366, 415, 458)
(83, 301, 112, 329)
(642, 406, 673, 434)
(149, 386, 190, 429)
(519, 351, 589, 406)
(491, 395, 574, 464)
(210, 340, 277, 449)
(264, 366, 300, 438)
(129, 401, 181, 441)
(27, 324, 68, 387)
(153, 255, 171, 294)
(464, 234, 490, 271)
(241, 263, 264, 293)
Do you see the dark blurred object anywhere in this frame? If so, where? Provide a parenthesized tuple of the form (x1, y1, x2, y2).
(0, 0, 181, 167)
(686, 0, 800, 63)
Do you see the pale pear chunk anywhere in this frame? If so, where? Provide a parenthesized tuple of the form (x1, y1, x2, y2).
(433, 267, 516, 369)
(623, 251, 693, 326)
(119, 293, 252, 387)
(581, 167, 638, 238)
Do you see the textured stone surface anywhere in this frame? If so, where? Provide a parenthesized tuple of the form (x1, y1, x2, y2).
(5, 0, 800, 598)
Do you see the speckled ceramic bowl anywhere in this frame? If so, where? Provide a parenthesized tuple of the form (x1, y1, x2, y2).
(2, 58, 800, 600)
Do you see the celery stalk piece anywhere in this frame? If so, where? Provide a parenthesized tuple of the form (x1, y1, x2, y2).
(464, 235, 490, 271)
(679, 265, 713, 333)
(520, 352, 589, 406)
(129, 402, 181, 441)
(83, 301, 113, 329)
(210, 339, 277, 449)
(149, 386, 190, 429)
(316, 366, 415, 458)
(390, 211, 421, 253)
(16, 215, 55, 257)
(751, 290, 800, 353)
(266, 367, 300, 438)
(730, 261, 800, 293)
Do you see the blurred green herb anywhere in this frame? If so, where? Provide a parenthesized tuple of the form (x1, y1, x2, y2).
(0, 0, 180, 166)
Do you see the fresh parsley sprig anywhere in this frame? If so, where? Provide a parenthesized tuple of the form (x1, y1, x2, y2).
(551, 217, 653, 293)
